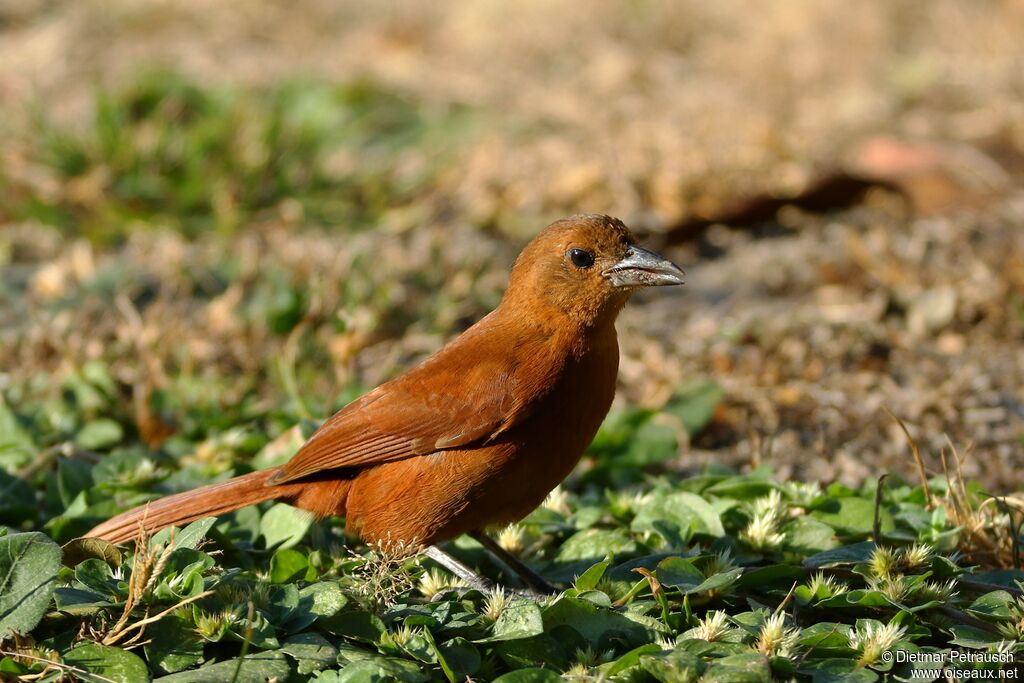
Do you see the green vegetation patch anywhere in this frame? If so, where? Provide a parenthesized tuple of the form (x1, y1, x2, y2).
(2, 72, 473, 242)
(1, 376, 1022, 681)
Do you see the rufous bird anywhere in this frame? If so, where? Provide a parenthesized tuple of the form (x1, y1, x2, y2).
(87, 214, 685, 591)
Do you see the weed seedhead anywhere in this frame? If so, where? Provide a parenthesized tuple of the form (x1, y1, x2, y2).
(754, 612, 801, 659)
(850, 620, 907, 667)
(867, 545, 900, 579)
(418, 568, 458, 600)
(694, 610, 732, 643)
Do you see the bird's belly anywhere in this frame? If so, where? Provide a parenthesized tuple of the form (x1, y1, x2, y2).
(346, 396, 610, 546)
(346, 338, 618, 546)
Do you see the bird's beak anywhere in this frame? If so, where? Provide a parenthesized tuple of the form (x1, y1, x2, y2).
(603, 245, 686, 288)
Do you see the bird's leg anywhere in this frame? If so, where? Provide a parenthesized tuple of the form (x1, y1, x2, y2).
(470, 530, 557, 595)
(423, 545, 495, 593)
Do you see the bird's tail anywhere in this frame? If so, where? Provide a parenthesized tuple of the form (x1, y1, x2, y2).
(86, 468, 306, 544)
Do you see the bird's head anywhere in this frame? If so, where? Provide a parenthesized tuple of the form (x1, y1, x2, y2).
(504, 214, 685, 325)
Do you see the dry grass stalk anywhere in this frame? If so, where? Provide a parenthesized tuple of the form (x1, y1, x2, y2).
(88, 523, 213, 648)
(940, 438, 1021, 569)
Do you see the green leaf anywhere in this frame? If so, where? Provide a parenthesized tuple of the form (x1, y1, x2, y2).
(144, 612, 204, 674)
(149, 516, 217, 552)
(653, 556, 703, 587)
(949, 624, 1000, 649)
(62, 642, 148, 683)
(0, 469, 35, 522)
(811, 498, 893, 536)
(632, 491, 725, 545)
(334, 655, 430, 682)
(543, 596, 663, 648)
(663, 381, 723, 436)
(479, 599, 544, 642)
(587, 408, 678, 478)
(803, 542, 878, 568)
(73, 557, 117, 597)
(321, 610, 386, 641)
(799, 657, 879, 682)
(0, 531, 62, 636)
(271, 547, 312, 583)
(281, 632, 339, 674)
(548, 529, 638, 582)
(782, 517, 838, 554)
(75, 419, 124, 450)
(172, 516, 218, 551)
(155, 651, 291, 682)
(299, 581, 349, 619)
(56, 457, 94, 507)
(53, 586, 115, 614)
(797, 623, 854, 656)
(493, 633, 571, 671)
(573, 561, 610, 591)
(656, 557, 740, 595)
(702, 652, 772, 682)
(704, 476, 778, 500)
(641, 648, 705, 681)
(62, 537, 123, 568)
(0, 395, 36, 470)
(492, 668, 562, 683)
(965, 590, 1014, 620)
(260, 502, 313, 549)
(972, 569, 1024, 588)
(429, 633, 480, 682)
(604, 643, 663, 676)
(735, 565, 806, 591)
(815, 589, 893, 609)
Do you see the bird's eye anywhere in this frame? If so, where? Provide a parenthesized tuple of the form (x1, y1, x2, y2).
(568, 248, 595, 269)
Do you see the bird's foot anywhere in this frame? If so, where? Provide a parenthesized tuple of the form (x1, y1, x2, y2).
(470, 530, 557, 595)
(423, 545, 557, 602)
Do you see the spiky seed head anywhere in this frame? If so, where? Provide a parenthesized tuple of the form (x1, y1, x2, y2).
(702, 549, 737, 577)
(916, 579, 958, 602)
(388, 624, 417, 647)
(418, 568, 457, 600)
(741, 513, 786, 550)
(572, 644, 616, 668)
(694, 610, 731, 642)
(483, 587, 511, 621)
(788, 481, 822, 506)
(496, 524, 525, 554)
(868, 546, 900, 579)
(997, 596, 1024, 640)
(542, 486, 571, 515)
(850, 620, 907, 666)
(807, 571, 847, 597)
(900, 543, 934, 570)
(654, 634, 677, 650)
(751, 490, 787, 518)
(741, 490, 788, 550)
(562, 662, 591, 680)
(193, 607, 235, 639)
(868, 576, 911, 603)
(754, 612, 801, 659)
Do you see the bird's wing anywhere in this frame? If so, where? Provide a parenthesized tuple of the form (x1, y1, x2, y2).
(268, 320, 560, 485)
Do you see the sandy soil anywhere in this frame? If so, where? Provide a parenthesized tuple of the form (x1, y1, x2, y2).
(1, 0, 1022, 489)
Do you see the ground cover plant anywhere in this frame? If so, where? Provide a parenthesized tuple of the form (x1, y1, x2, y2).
(2, 7, 1024, 678)
(2, 353, 1024, 681)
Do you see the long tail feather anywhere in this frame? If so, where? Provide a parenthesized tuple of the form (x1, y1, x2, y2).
(86, 468, 300, 544)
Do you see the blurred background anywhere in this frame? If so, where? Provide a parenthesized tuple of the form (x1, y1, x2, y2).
(1, 0, 1022, 495)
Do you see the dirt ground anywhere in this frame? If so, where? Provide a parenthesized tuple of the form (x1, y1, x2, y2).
(1, 1, 1022, 489)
